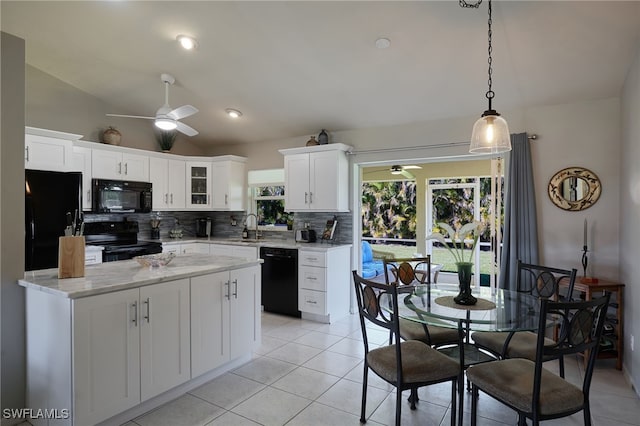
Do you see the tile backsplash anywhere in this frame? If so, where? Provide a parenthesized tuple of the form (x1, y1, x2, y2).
(84, 211, 353, 245)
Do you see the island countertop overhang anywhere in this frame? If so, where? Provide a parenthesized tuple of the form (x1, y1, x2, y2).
(19, 254, 263, 299)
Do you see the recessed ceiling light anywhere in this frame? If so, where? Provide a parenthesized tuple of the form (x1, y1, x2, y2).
(225, 108, 242, 119)
(375, 37, 391, 49)
(176, 34, 198, 50)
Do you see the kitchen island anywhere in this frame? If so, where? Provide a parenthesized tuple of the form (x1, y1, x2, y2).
(20, 254, 262, 426)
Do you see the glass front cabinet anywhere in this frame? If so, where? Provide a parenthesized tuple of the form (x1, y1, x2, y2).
(186, 161, 212, 209)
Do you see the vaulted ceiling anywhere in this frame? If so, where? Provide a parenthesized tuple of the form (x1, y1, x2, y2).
(2, 1, 639, 150)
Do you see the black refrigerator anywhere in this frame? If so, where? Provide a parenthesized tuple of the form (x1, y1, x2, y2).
(25, 169, 82, 271)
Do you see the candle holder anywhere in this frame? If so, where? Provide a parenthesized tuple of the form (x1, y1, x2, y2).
(580, 245, 599, 284)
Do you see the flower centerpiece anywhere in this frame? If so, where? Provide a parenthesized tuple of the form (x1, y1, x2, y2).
(427, 221, 485, 305)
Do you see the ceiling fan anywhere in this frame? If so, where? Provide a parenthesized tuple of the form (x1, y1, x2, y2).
(390, 164, 422, 179)
(107, 73, 199, 136)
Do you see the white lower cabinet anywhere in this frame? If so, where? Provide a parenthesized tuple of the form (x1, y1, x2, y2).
(298, 246, 351, 323)
(191, 266, 260, 377)
(25, 265, 260, 426)
(73, 289, 140, 426)
(73, 279, 190, 425)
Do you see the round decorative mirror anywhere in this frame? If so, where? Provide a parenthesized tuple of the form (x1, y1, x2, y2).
(548, 167, 601, 211)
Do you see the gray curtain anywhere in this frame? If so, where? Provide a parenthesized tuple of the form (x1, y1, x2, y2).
(499, 133, 539, 290)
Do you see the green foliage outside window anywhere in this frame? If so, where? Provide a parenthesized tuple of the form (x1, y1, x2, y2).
(362, 181, 417, 239)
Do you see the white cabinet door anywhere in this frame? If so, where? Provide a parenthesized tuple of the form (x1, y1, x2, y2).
(309, 150, 344, 211)
(122, 152, 149, 181)
(229, 266, 260, 358)
(92, 149, 123, 179)
(150, 158, 186, 210)
(211, 160, 246, 210)
(72, 146, 93, 210)
(92, 149, 149, 181)
(25, 134, 73, 171)
(73, 289, 140, 426)
(284, 153, 311, 210)
(186, 162, 212, 209)
(167, 159, 186, 209)
(140, 279, 191, 401)
(190, 272, 230, 377)
(211, 161, 230, 209)
(150, 156, 169, 209)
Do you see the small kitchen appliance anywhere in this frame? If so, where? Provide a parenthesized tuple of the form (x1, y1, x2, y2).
(295, 228, 317, 243)
(196, 217, 212, 237)
(92, 179, 153, 213)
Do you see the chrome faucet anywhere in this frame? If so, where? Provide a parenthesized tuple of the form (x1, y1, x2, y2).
(244, 213, 262, 240)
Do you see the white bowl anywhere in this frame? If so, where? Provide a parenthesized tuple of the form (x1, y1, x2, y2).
(134, 252, 176, 268)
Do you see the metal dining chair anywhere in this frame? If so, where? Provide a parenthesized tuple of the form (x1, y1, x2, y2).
(383, 257, 460, 347)
(467, 294, 610, 426)
(471, 260, 577, 377)
(352, 270, 461, 426)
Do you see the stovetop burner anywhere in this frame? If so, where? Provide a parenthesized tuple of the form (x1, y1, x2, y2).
(84, 220, 162, 262)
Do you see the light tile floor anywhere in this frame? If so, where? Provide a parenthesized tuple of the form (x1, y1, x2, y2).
(120, 311, 640, 426)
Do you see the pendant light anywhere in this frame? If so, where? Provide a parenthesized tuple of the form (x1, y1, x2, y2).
(467, 0, 511, 154)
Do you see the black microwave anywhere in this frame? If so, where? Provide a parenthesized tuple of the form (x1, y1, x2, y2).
(92, 179, 152, 213)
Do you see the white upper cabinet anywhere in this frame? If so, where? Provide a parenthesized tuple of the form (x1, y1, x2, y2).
(211, 156, 246, 211)
(185, 161, 212, 209)
(280, 144, 351, 212)
(92, 147, 149, 182)
(25, 127, 80, 172)
(72, 146, 93, 211)
(150, 156, 186, 210)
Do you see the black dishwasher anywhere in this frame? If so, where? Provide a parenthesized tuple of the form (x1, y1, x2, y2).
(260, 247, 300, 317)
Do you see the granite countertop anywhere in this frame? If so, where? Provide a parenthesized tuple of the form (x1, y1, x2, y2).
(19, 254, 262, 299)
(152, 237, 351, 251)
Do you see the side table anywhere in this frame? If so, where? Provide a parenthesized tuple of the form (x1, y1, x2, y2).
(561, 277, 624, 370)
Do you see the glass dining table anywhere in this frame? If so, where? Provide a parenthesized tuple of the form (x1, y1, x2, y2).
(389, 285, 542, 333)
(381, 284, 543, 369)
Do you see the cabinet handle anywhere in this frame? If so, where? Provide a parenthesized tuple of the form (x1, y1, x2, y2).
(207, 194, 210, 205)
(87, 190, 91, 202)
(309, 192, 313, 204)
(118, 162, 122, 174)
(25, 146, 29, 162)
(143, 298, 150, 322)
(132, 301, 138, 326)
(307, 300, 317, 304)
(225, 194, 228, 205)
(305, 192, 308, 204)
(225, 280, 231, 300)
(124, 163, 128, 175)
(170, 193, 173, 204)
(165, 194, 168, 203)
(307, 276, 317, 281)
(232, 279, 238, 299)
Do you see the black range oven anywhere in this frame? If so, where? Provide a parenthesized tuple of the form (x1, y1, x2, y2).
(84, 220, 162, 262)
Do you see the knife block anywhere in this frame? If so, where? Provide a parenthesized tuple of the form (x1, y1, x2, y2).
(58, 236, 85, 279)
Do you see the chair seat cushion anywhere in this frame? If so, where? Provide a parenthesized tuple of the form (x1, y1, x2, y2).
(472, 331, 557, 361)
(399, 318, 459, 346)
(466, 358, 584, 416)
(366, 340, 459, 385)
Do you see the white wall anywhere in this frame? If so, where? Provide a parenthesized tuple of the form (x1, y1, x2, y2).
(525, 98, 621, 279)
(621, 42, 640, 394)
